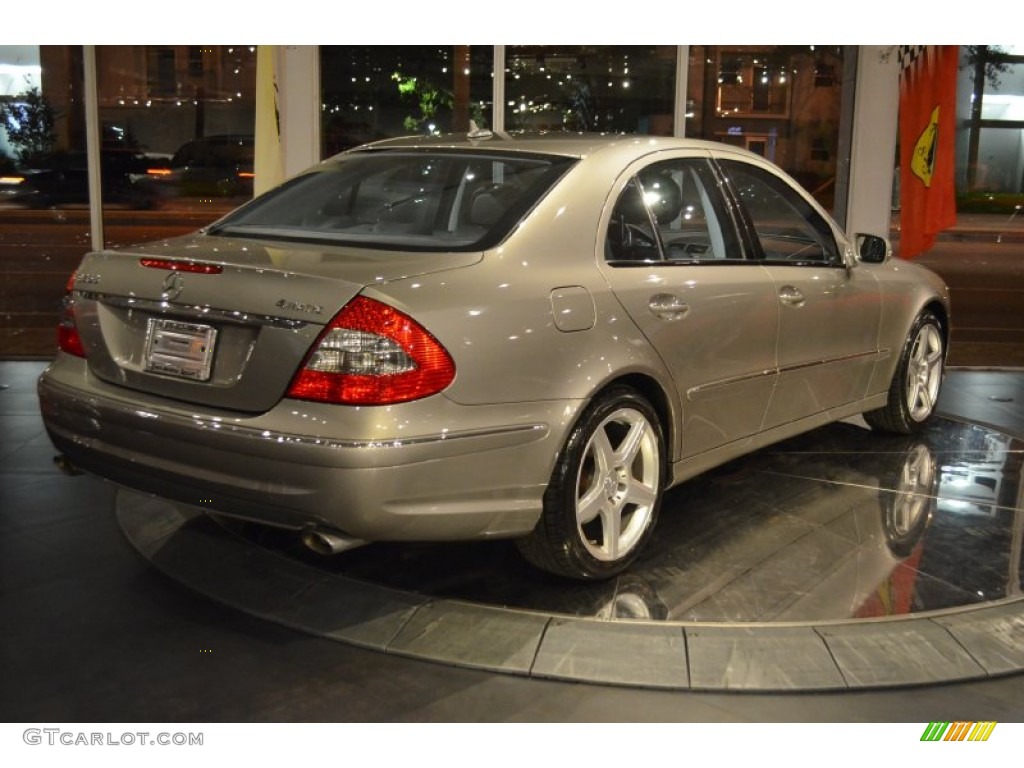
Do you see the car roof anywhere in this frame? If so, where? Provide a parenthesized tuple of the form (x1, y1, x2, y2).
(346, 131, 758, 163)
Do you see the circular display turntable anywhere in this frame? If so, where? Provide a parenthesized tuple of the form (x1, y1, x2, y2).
(118, 416, 1024, 691)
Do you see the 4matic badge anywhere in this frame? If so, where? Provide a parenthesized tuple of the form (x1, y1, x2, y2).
(275, 298, 323, 315)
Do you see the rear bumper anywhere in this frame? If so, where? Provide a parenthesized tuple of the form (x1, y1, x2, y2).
(38, 356, 581, 541)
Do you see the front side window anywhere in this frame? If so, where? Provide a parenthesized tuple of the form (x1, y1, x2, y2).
(210, 150, 575, 251)
(606, 158, 740, 264)
(719, 159, 840, 265)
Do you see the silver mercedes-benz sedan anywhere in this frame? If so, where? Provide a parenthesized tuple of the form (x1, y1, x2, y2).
(38, 133, 950, 579)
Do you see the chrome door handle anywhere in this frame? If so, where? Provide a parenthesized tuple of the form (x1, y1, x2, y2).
(648, 293, 690, 320)
(778, 285, 805, 307)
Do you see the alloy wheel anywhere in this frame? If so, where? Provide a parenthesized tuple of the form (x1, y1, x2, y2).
(574, 407, 660, 562)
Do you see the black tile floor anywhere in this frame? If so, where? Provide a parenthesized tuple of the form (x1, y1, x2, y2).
(3, 360, 1024, 721)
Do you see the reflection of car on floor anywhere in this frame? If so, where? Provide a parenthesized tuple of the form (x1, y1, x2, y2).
(155, 134, 254, 198)
(600, 429, 942, 622)
(39, 132, 951, 580)
(0, 150, 167, 209)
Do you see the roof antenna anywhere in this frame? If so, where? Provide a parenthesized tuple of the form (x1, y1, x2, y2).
(468, 120, 493, 140)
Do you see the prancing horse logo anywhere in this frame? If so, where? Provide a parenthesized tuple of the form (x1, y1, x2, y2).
(161, 271, 184, 301)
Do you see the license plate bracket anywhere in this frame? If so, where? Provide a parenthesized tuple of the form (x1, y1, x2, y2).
(144, 318, 218, 381)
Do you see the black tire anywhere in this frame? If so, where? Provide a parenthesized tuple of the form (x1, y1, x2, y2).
(864, 310, 945, 435)
(516, 387, 665, 580)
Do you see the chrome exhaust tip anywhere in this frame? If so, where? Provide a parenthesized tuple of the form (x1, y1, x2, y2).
(301, 528, 367, 556)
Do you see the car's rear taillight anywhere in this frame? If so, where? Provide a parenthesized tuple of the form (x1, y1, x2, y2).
(286, 296, 455, 405)
(57, 271, 86, 358)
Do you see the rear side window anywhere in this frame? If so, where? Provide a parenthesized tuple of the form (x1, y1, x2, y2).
(606, 158, 742, 264)
(719, 159, 840, 265)
(210, 150, 575, 251)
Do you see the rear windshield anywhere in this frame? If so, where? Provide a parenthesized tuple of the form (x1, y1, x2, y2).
(209, 149, 576, 251)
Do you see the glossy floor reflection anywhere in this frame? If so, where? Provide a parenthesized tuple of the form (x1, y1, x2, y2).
(7, 360, 1024, 704)
(226, 416, 1024, 624)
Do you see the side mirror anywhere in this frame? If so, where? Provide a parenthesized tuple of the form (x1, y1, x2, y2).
(855, 233, 891, 264)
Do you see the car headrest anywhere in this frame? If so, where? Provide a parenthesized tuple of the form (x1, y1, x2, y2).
(640, 172, 683, 225)
(469, 185, 513, 228)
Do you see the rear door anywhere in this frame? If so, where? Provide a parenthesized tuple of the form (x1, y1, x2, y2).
(598, 154, 779, 459)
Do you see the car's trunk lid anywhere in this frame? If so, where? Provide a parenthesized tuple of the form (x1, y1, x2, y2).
(72, 233, 480, 412)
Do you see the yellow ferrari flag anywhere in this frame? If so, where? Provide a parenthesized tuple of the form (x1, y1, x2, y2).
(898, 46, 958, 259)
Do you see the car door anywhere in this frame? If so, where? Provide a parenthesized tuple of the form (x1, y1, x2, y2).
(598, 155, 779, 459)
(715, 156, 881, 427)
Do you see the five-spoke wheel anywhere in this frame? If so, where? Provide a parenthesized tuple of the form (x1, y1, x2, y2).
(517, 387, 665, 579)
(865, 310, 945, 434)
(904, 321, 944, 423)
(573, 405, 660, 563)
(882, 442, 937, 556)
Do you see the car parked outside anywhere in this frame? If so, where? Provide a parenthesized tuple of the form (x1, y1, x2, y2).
(38, 133, 950, 579)
(0, 149, 167, 208)
(156, 134, 254, 199)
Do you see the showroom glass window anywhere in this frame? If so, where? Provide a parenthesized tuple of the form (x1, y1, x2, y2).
(0, 46, 90, 356)
(606, 159, 741, 263)
(95, 45, 258, 246)
(956, 45, 1024, 201)
(505, 46, 676, 135)
(319, 47, 494, 157)
(719, 159, 840, 265)
(684, 46, 846, 211)
(0, 45, 257, 358)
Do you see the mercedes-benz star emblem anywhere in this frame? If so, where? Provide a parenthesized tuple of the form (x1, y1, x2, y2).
(161, 271, 184, 301)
